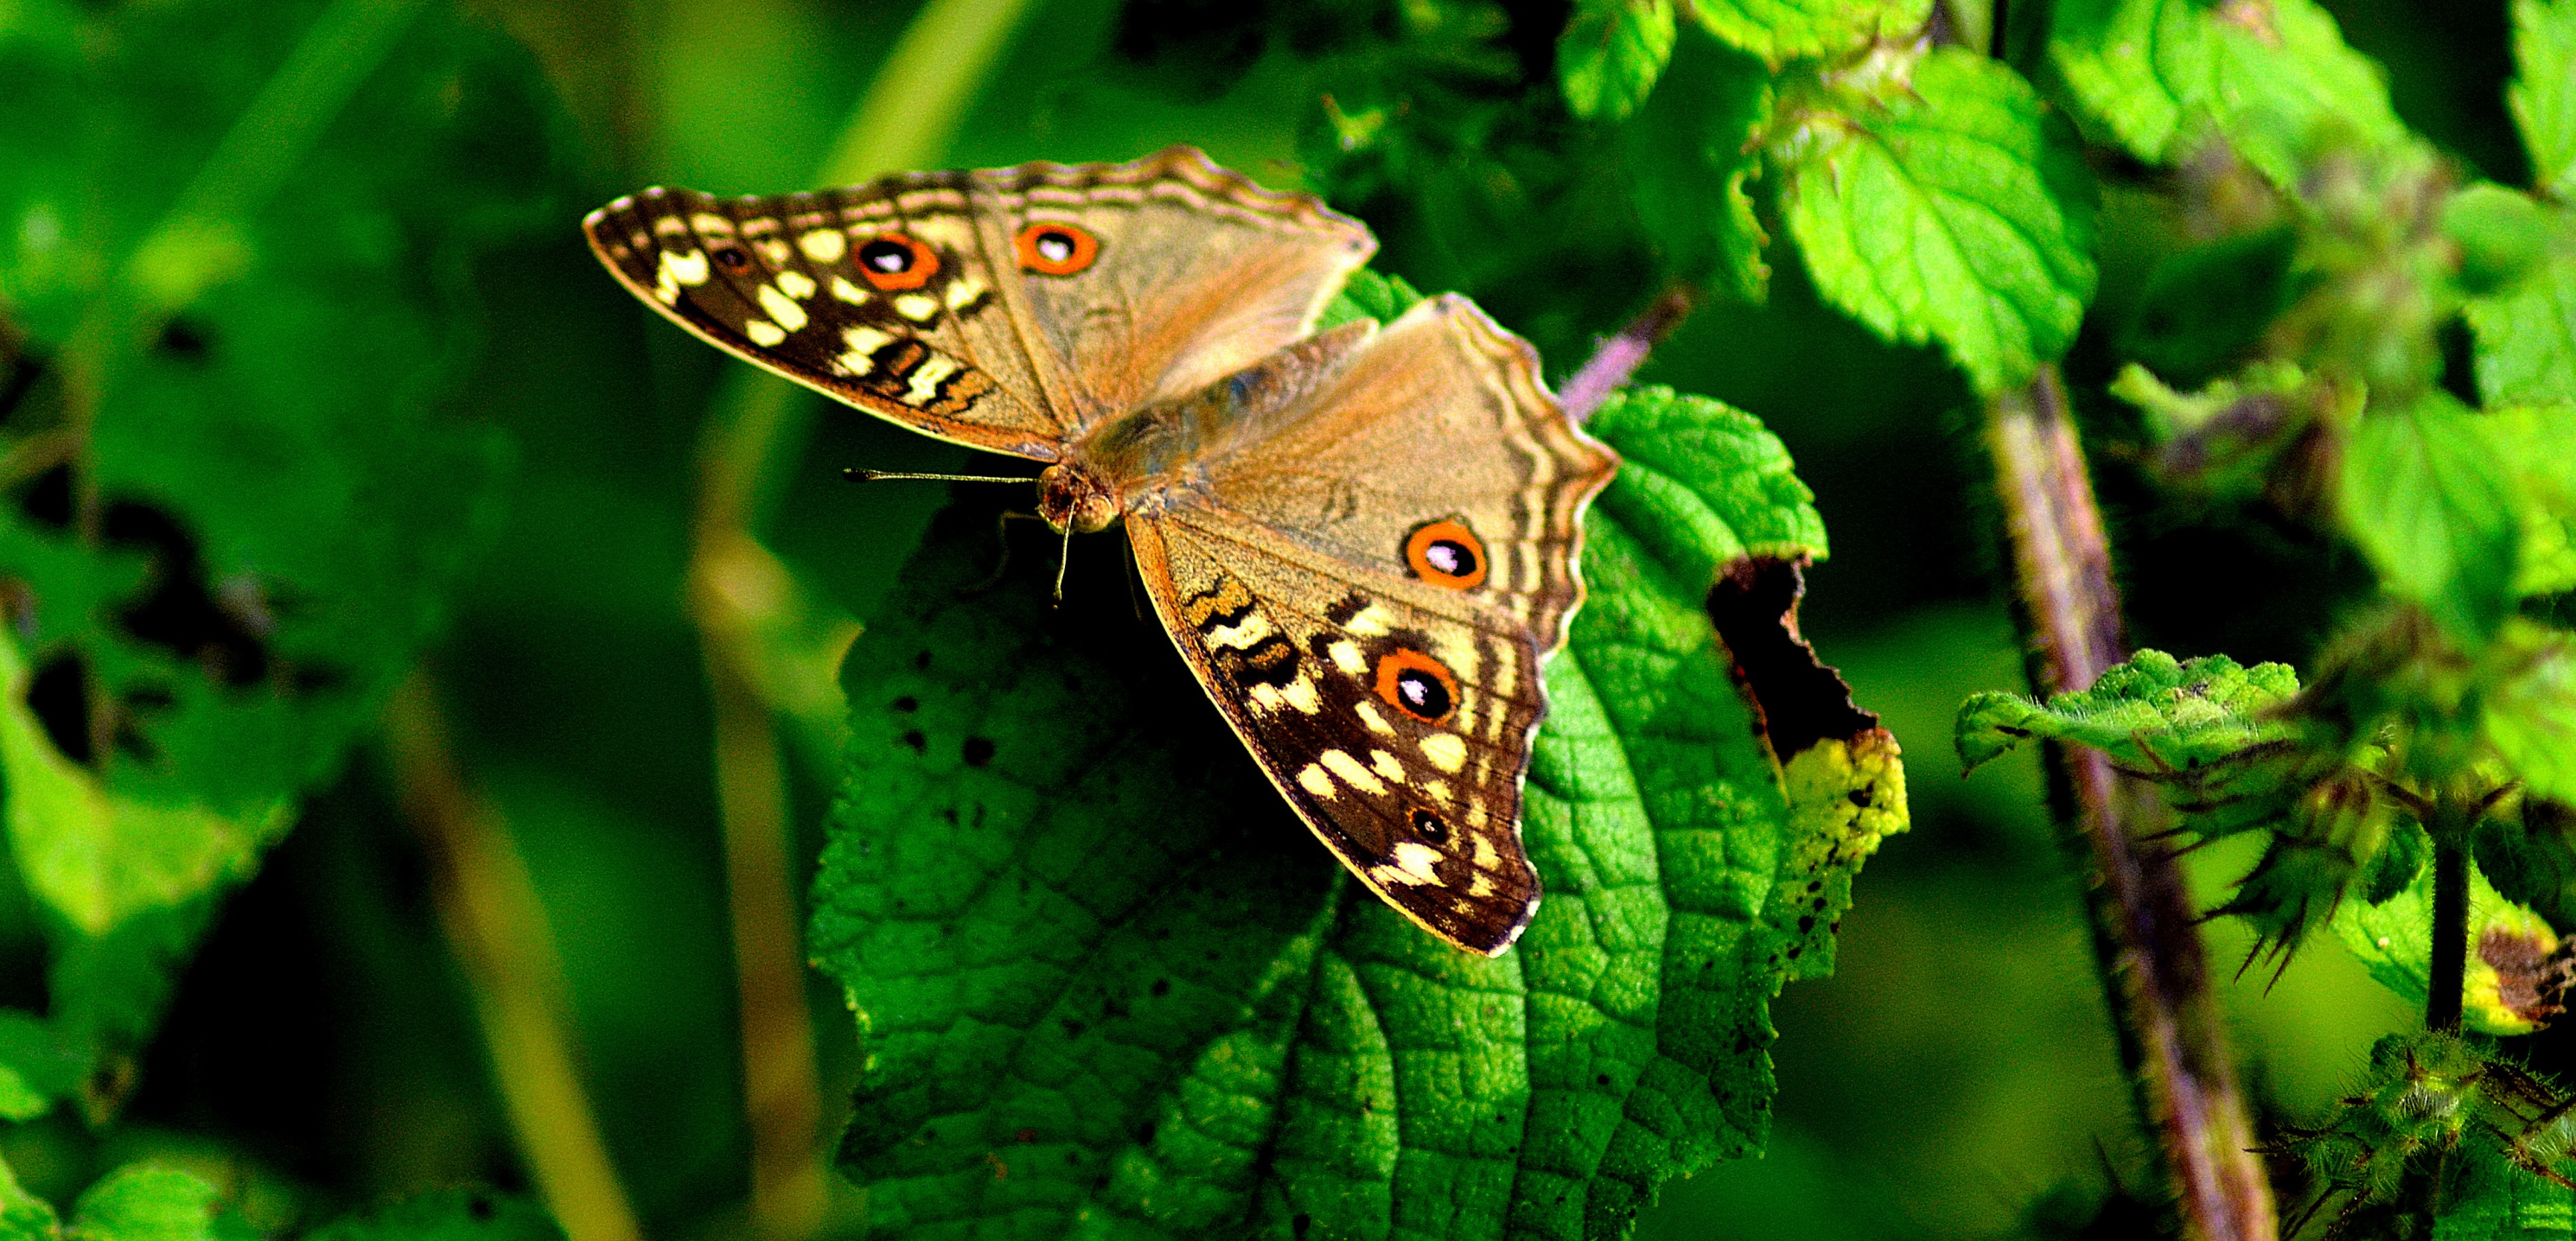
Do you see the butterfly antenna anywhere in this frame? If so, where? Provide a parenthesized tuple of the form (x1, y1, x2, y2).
(844, 468, 1034, 484)
(1053, 521, 1074, 602)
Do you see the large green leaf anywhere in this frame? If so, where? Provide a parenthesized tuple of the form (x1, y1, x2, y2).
(0, 0, 552, 1102)
(809, 386, 1903, 1239)
(1778, 48, 2097, 394)
(2049, 0, 2409, 188)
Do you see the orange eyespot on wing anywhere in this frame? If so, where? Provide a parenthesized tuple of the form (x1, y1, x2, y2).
(1403, 519, 1488, 589)
(1015, 221, 1100, 276)
(856, 234, 940, 290)
(1374, 648, 1460, 724)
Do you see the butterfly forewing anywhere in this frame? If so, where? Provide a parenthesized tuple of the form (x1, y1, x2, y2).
(582, 147, 1374, 456)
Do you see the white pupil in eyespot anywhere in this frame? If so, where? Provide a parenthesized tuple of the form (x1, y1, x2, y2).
(1037, 233, 1074, 262)
(1400, 675, 1431, 709)
(865, 243, 908, 271)
(1425, 542, 1464, 574)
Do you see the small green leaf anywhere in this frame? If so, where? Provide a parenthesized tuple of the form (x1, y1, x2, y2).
(1954, 649, 2300, 777)
(2331, 851, 2562, 1035)
(812, 391, 1899, 1238)
(0, 1152, 60, 1241)
(1687, 0, 1931, 67)
(1559, 0, 1676, 121)
(2514, 0, 2576, 204)
(1622, 35, 1773, 302)
(1779, 48, 2097, 393)
(2469, 249, 2576, 405)
(2484, 621, 2576, 805)
(69, 1167, 220, 1241)
(2445, 183, 2557, 297)
(2338, 395, 2524, 642)
(2490, 404, 2576, 595)
(2049, 0, 2409, 188)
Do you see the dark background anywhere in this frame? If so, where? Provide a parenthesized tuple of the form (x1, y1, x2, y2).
(10, 0, 2509, 1235)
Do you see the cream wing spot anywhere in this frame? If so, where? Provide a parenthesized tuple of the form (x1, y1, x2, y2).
(753, 239, 792, 266)
(1328, 641, 1367, 677)
(690, 213, 735, 236)
(652, 268, 679, 305)
(1298, 764, 1336, 800)
(1207, 612, 1276, 651)
(831, 276, 870, 304)
(1469, 874, 1497, 898)
(1390, 843, 1444, 885)
(799, 230, 846, 263)
(1422, 779, 1452, 804)
(902, 354, 962, 407)
(744, 319, 787, 347)
(1344, 605, 1393, 637)
(1319, 749, 1387, 797)
(661, 249, 710, 287)
(1473, 837, 1502, 870)
(944, 277, 990, 311)
(893, 293, 940, 323)
(1352, 701, 1396, 736)
(1369, 750, 1406, 785)
(757, 284, 809, 333)
(1419, 732, 1467, 773)
(775, 270, 817, 300)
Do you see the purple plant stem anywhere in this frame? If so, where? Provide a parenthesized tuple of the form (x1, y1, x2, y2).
(1560, 288, 1696, 423)
(1987, 366, 2276, 1241)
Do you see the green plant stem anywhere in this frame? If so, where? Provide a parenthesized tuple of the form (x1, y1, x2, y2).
(2429, 833, 2468, 1032)
(683, 1, 1040, 1235)
(1985, 366, 2277, 1241)
(385, 674, 642, 1241)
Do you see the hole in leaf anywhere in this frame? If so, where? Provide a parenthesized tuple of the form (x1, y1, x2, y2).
(155, 317, 214, 363)
(0, 341, 42, 426)
(18, 465, 71, 530)
(104, 501, 269, 687)
(28, 648, 91, 765)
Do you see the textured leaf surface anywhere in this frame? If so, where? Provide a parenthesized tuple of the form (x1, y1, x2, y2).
(1954, 649, 2300, 774)
(0, 0, 547, 1100)
(1779, 48, 2097, 394)
(304, 1191, 564, 1241)
(2049, 0, 2407, 187)
(809, 386, 1903, 1238)
(1559, 0, 1676, 122)
(1686, 0, 1930, 66)
(2515, 0, 2576, 204)
(2433, 1142, 2576, 1239)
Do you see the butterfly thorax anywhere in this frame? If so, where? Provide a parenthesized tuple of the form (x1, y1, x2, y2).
(1036, 320, 1377, 536)
(1036, 405, 1213, 533)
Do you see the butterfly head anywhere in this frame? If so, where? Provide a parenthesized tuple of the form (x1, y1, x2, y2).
(1036, 464, 1120, 535)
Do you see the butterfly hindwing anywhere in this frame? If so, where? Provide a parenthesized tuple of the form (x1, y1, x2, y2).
(581, 147, 1374, 458)
(1130, 514, 1548, 954)
(1198, 296, 1613, 655)
(1125, 298, 1616, 955)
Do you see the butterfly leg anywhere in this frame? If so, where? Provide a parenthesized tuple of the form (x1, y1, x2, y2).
(959, 510, 1051, 595)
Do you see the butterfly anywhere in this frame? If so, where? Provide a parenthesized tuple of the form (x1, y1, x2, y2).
(583, 146, 1617, 956)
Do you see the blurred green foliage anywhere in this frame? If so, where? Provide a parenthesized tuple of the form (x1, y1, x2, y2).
(3, 0, 2573, 1237)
